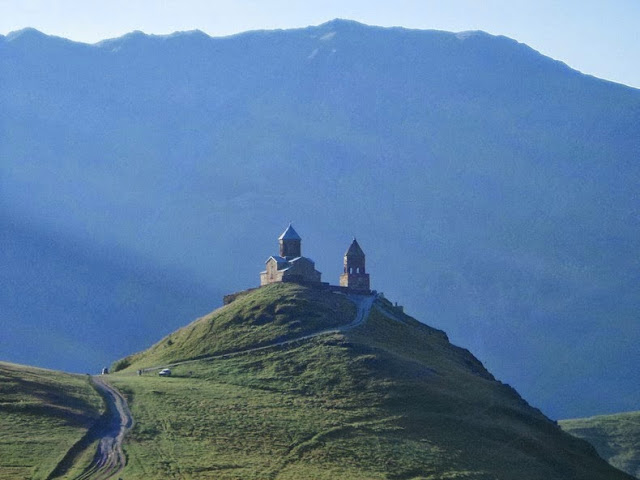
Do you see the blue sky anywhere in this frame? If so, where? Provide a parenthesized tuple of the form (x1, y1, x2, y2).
(1, 0, 639, 89)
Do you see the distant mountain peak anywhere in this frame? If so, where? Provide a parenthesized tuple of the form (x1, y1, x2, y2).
(5, 27, 48, 42)
(124, 29, 146, 37)
(3, 27, 82, 47)
(454, 30, 491, 40)
(166, 29, 209, 39)
(318, 18, 368, 29)
(96, 28, 212, 49)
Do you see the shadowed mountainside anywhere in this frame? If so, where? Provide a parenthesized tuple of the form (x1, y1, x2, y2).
(1, 20, 639, 418)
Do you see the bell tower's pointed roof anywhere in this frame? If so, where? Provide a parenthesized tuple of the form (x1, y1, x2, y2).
(278, 223, 302, 240)
(345, 238, 365, 257)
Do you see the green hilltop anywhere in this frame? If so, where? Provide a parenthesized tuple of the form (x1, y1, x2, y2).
(560, 411, 640, 479)
(99, 283, 631, 479)
(112, 283, 357, 371)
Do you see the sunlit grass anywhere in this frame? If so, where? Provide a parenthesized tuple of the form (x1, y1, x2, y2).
(0, 362, 103, 480)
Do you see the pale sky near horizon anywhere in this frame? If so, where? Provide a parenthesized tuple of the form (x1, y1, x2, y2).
(1, 0, 639, 89)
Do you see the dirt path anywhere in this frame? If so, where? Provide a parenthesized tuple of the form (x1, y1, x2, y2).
(342, 293, 377, 331)
(140, 292, 377, 374)
(73, 376, 134, 480)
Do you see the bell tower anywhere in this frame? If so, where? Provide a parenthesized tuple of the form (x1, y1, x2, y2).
(279, 223, 302, 259)
(340, 238, 370, 292)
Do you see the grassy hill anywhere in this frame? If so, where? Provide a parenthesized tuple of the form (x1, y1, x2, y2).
(560, 411, 640, 479)
(105, 284, 632, 479)
(0, 362, 103, 479)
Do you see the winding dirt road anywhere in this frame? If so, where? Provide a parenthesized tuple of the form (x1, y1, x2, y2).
(74, 377, 134, 480)
(141, 292, 377, 373)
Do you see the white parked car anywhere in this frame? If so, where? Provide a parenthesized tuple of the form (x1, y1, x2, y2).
(158, 368, 172, 377)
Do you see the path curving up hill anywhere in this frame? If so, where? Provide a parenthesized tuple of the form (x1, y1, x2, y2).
(139, 292, 377, 374)
(73, 377, 134, 480)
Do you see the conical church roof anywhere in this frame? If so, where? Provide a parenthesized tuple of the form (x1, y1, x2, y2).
(278, 223, 302, 241)
(345, 238, 365, 257)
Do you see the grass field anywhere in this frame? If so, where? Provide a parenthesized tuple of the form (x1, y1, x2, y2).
(0, 362, 104, 480)
(105, 284, 631, 479)
(560, 411, 640, 479)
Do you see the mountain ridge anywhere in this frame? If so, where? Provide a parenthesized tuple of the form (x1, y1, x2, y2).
(1, 19, 639, 419)
(3, 18, 629, 91)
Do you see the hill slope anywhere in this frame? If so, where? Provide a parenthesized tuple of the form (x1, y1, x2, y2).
(107, 284, 632, 479)
(560, 411, 640, 479)
(2, 20, 639, 418)
(113, 283, 356, 370)
(0, 362, 103, 479)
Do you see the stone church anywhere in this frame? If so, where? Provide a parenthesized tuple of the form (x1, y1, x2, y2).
(260, 224, 370, 292)
(260, 224, 322, 286)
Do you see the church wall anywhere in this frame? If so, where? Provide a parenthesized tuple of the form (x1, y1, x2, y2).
(283, 258, 321, 283)
(261, 259, 286, 286)
(340, 272, 370, 291)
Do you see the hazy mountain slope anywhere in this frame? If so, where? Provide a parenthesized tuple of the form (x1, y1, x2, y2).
(560, 411, 640, 479)
(107, 284, 633, 479)
(0, 361, 103, 479)
(1, 20, 639, 418)
(0, 214, 218, 373)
